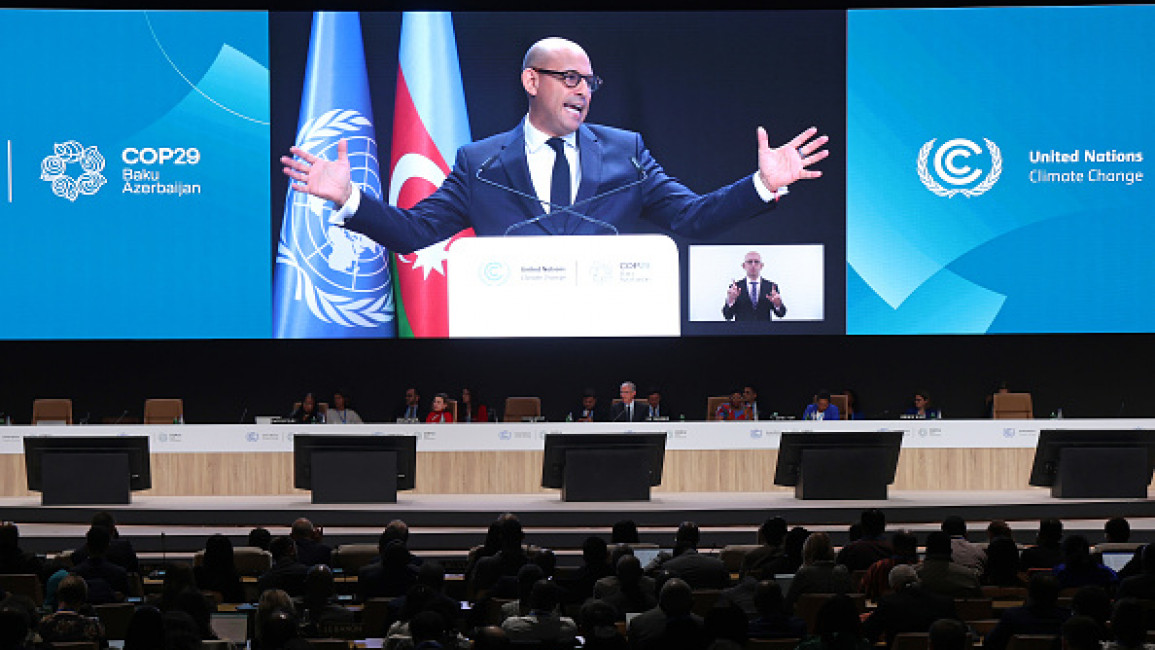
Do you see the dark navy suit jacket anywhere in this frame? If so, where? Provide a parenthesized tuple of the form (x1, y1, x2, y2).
(722, 277, 787, 321)
(345, 122, 773, 254)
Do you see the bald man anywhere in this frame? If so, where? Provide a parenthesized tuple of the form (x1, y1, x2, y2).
(283, 37, 828, 254)
(723, 250, 787, 321)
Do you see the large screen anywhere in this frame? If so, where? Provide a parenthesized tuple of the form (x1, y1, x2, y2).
(1, 7, 1151, 340)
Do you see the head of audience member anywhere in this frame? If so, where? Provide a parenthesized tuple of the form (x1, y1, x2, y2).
(258, 588, 295, 619)
(813, 594, 862, 643)
(942, 515, 967, 538)
(1105, 517, 1131, 543)
(516, 563, 546, 606)
(259, 608, 302, 649)
(532, 548, 557, 578)
(303, 564, 336, 605)
(673, 521, 701, 554)
(860, 509, 886, 538)
(404, 387, 420, 406)
(889, 564, 920, 591)
(581, 599, 622, 647)
(1111, 598, 1148, 648)
(528, 579, 562, 615)
(161, 563, 198, 608)
(759, 516, 788, 546)
(410, 610, 448, 648)
(91, 511, 121, 538)
(123, 605, 164, 650)
(815, 391, 832, 412)
(1026, 573, 1062, 609)
(1062, 535, 1093, 569)
(203, 534, 237, 575)
(55, 575, 88, 611)
(802, 531, 836, 566)
(705, 603, 749, 645)
(171, 586, 213, 640)
(987, 520, 1013, 542)
(269, 535, 298, 563)
(582, 536, 609, 569)
(417, 561, 446, 592)
(431, 393, 449, 413)
(646, 389, 662, 411)
(1063, 615, 1106, 650)
(85, 524, 113, 558)
(382, 519, 410, 546)
(248, 527, 272, 551)
(847, 523, 863, 543)
(891, 531, 918, 562)
(609, 544, 635, 569)
(753, 580, 787, 618)
(0, 604, 30, 650)
(928, 618, 969, 650)
(657, 578, 694, 617)
(983, 537, 1022, 585)
(612, 520, 640, 544)
(0, 523, 18, 554)
(1070, 586, 1111, 632)
(290, 517, 317, 542)
(481, 520, 503, 556)
(619, 381, 637, 405)
(473, 626, 510, 650)
(521, 37, 595, 138)
(162, 610, 203, 650)
(784, 526, 810, 565)
(497, 514, 525, 553)
(616, 555, 645, 594)
(1037, 518, 1064, 547)
(924, 531, 953, 560)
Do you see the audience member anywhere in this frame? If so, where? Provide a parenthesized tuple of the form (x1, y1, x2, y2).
(1054, 535, 1118, 590)
(73, 525, 129, 604)
(1105, 517, 1131, 544)
(1021, 518, 1065, 570)
(196, 533, 245, 603)
(862, 565, 958, 648)
(1118, 543, 1155, 600)
(394, 562, 463, 634)
(1104, 598, 1150, 650)
(257, 535, 309, 597)
(501, 580, 578, 645)
(466, 520, 504, 583)
(328, 390, 364, 424)
(249, 526, 273, 551)
(797, 593, 872, 650)
(300, 564, 355, 637)
(704, 603, 749, 649)
(860, 530, 919, 601)
(291, 517, 332, 567)
(802, 391, 840, 421)
(460, 387, 491, 423)
(987, 520, 1014, 542)
(255, 589, 298, 649)
(780, 526, 810, 574)
(747, 580, 807, 639)
(559, 535, 612, 603)
(627, 578, 703, 650)
(71, 511, 140, 574)
(612, 519, 641, 545)
(473, 514, 531, 597)
(837, 509, 892, 571)
(928, 618, 970, 650)
(785, 532, 853, 613)
(163, 610, 205, 650)
(426, 393, 455, 423)
(410, 609, 449, 649)
(123, 605, 164, 650)
(257, 607, 311, 650)
(38, 575, 106, 646)
(982, 537, 1026, 588)
(942, 515, 985, 572)
(0, 523, 42, 579)
(532, 548, 557, 580)
(359, 538, 419, 601)
(1063, 615, 1107, 650)
(169, 584, 216, 641)
(1069, 586, 1112, 638)
(291, 391, 324, 423)
(501, 563, 546, 621)
(652, 521, 729, 589)
(154, 563, 197, 611)
(581, 599, 630, 650)
(740, 516, 790, 580)
(716, 390, 751, 421)
(984, 573, 1071, 650)
(569, 389, 606, 422)
(0, 603, 31, 650)
(915, 531, 981, 598)
(599, 555, 658, 620)
(396, 387, 425, 422)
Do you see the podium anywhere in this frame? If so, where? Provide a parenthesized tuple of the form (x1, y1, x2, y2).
(542, 433, 666, 502)
(1030, 430, 1155, 499)
(24, 436, 151, 506)
(774, 431, 903, 500)
(293, 435, 416, 504)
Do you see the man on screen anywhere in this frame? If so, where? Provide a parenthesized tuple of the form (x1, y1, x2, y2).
(610, 381, 648, 423)
(282, 38, 828, 254)
(723, 251, 786, 321)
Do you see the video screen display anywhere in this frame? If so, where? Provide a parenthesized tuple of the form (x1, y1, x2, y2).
(2, 6, 1152, 339)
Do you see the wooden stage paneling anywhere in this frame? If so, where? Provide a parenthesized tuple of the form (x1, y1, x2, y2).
(0, 448, 1043, 497)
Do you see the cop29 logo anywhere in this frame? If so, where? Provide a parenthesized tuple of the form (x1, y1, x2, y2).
(40, 141, 107, 202)
(917, 138, 1002, 198)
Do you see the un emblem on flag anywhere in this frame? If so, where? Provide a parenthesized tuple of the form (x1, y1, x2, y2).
(277, 109, 395, 329)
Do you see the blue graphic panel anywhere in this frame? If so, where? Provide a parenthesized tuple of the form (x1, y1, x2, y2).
(0, 10, 269, 339)
(848, 6, 1155, 334)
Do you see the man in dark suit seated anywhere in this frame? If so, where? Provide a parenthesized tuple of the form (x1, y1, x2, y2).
(0, 522, 44, 578)
(740, 517, 790, 580)
(627, 578, 704, 650)
(610, 382, 649, 423)
(723, 251, 787, 321)
(862, 564, 959, 648)
(915, 531, 982, 598)
(569, 389, 607, 422)
(70, 511, 139, 575)
(650, 522, 729, 590)
(358, 526, 421, 601)
(257, 536, 309, 598)
(290, 518, 332, 568)
(473, 515, 531, 598)
(837, 509, 893, 572)
(72, 525, 128, 604)
(984, 573, 1071, 650)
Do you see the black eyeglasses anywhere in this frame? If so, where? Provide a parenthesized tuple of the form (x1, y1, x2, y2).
(533, 68, 603, 93)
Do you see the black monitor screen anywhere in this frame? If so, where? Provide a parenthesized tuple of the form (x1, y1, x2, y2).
(24, 436, 152, 491)
(1030, 429, 1155, 487)
(773, 431, 903, 487)
(541, 433, 666, 489)
(293, 434, 417, 491)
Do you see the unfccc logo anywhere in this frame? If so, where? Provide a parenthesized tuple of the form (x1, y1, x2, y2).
(40, 140, 107, 201)
(917, 138, 1002, 198)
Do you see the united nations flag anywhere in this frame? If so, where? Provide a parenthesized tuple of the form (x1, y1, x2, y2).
(272, 12, 396, 338)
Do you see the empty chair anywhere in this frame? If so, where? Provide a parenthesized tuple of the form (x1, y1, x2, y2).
(993, 393, 1033, 419)
(706, 396, 729, 420)
(143, 398, 183, 424)
(32, 398, 72, 425)
(504, 397, 541, 422)
(332, 544, 379, 573)
(720, 545, 760, 573)
(828, 394, 850, 420)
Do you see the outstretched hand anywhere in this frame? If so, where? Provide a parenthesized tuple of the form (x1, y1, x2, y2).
(281, 138, 353, 207)
(757, 126, 829, 192)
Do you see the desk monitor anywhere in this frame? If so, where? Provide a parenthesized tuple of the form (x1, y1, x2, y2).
(1029, 429, 1155, 498)
(293, 434, 417, 491)
(774, 431, 903, 500)
(541, 433, 666, 502)
(24, 435, 152, 505)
